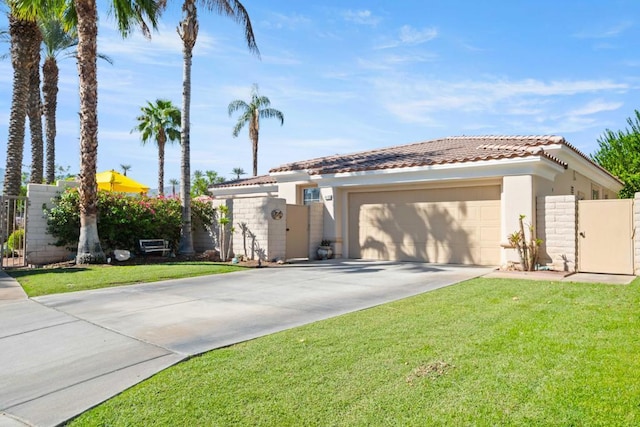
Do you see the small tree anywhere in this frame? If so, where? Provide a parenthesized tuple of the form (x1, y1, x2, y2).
(507, 215, 542, 271)
(592, 110, 640, 198)
(191, 170, 225, 197)
(120, 164, 131, 176)
(218, 204, 231, 261)
(169, 178, 179, 196)
(237, 221, 248, 258)
(231, 167, 246, 180)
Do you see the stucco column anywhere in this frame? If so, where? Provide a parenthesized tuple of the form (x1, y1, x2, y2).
(319, 186, 342, 258)
(501, 175, 535, 264)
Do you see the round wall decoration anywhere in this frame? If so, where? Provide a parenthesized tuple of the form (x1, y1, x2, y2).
(271, 209, 283, 220)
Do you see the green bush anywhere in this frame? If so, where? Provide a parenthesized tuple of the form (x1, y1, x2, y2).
(44, 189, 216, 254)
(6, 229, 24, 253)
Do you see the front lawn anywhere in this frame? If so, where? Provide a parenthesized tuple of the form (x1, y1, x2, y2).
(9, 262, 246, 297)
(71, 277, 640, 426)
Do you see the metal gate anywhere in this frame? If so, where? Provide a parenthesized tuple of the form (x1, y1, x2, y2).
(0, 195, 28, 268)
(286, 204, 309, 260)
(578, 199, 633, 275)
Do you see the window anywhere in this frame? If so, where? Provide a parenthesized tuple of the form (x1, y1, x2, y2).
(591, 185, 600, 200)
(303, 187, 321, 205)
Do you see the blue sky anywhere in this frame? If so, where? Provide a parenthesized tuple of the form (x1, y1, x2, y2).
(1, 0, 640, 189)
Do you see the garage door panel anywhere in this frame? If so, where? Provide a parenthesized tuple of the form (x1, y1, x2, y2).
(349, 186, 501, 265)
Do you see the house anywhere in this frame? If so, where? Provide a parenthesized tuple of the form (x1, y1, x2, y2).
(211, 135, 622, 267)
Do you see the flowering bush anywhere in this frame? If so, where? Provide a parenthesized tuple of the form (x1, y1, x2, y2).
(44, 189, 214, 253)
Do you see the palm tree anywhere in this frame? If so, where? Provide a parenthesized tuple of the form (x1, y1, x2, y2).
(228, 84, 284, 176)
(27, 29, 44, 184)
(133, 99, 180, 196)
(231, 166, 246, 180)
(40, 9, 74, 184)
(176, 0, 259, 255)
(3, 7, 42, 196)
(169, 178, 179, 196)
(120, 164, 131, 176)
(39, 9, 113, 184)
(72, 0, 159, 264)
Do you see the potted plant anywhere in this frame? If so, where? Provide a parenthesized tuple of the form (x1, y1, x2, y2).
(317, 239, 333, 260)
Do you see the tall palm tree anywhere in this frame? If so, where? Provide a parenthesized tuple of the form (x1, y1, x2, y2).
(39, 9, 76, 184)
(73, 0, 159, 264)
(231, 166, 245, 180)
(39, 11, 113, 184)
(229, 84, 284, 176)
(120, 164, 131, 176)
(133, 99, 180, 195)
(3, 6, 42, 196)
(176, 0, 259, 255)
(27, 27, 44, 184)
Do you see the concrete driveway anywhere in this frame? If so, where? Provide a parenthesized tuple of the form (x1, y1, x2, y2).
(0, 260, 492, 426)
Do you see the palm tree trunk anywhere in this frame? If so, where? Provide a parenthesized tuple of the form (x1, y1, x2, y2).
(177, 0, 198, 255)
(28, 41, 44, 184)
(251, 110, 259, 176)
(43, 57, 58, 184)
(75, 0, 105, 264)
(157, 135, 165, 196)
(3, 15, 40, 196)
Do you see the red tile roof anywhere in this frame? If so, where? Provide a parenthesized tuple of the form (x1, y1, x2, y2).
(212, 174, 277, 189)
(269, 135, 570, 175)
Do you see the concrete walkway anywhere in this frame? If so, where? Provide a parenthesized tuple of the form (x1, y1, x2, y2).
(0, 261, 492, 426)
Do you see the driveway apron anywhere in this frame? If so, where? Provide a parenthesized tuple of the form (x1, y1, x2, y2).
(1, 261, 492, 426)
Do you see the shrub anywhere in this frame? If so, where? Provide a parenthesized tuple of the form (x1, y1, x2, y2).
(44, 189, 210, 254)
(6, 229, 24, 253)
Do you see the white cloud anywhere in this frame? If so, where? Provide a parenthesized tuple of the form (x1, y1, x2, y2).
(573, 21, 633, 39)
(343, 10, 381, 26)
(371, 76, 629, 125)
(260, 13, 311, 30)
(375, 25, 438, 49)
(97, 21, 216, 66)
(399, 25, 438, 45)
(565, 100, 623, 117)
(262, 51, 302, 66)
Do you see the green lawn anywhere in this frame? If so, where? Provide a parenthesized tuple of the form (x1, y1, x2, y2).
(71, 277, 640, 426)
(8, 262, 246, 297)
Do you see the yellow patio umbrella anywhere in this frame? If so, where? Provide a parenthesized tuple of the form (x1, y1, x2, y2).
(96, 170, 150, 194)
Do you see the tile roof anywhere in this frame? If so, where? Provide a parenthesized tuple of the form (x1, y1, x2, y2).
(212, 174, 277, 189)
(269, 135, 570, 175)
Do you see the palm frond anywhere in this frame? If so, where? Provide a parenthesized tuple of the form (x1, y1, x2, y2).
(110, 0, 161, 39)
(203, 0, 259, 58)
(228, 99, 249, 116)
(232, 110, 253, 137)
(260, 108, 284, 125)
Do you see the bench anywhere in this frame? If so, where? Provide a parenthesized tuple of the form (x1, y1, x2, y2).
(139, 239, 170, 256)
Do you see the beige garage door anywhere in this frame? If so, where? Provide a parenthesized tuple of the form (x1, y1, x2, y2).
(348, 186, 501, 265)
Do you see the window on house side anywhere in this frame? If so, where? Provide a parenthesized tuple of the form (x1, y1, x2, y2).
(303, 188, 321, 205)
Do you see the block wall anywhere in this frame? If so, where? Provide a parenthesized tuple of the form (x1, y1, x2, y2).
(536, 195, 577, 271)
(198, 197, 287, 261)
(26, 182, 77, 265)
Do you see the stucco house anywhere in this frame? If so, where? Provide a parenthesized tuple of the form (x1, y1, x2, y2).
(211, 135, 622, 267)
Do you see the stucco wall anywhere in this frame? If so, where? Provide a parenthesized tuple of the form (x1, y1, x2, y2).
(536, 195, 577, 271)
(26, 181, 77, 265)
(553, 167, 617, 200)
(634, 193, 640, 275)
(308, 202, 324, 258)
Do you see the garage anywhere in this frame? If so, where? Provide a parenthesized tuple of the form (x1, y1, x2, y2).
(348, 185, 501, 265)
